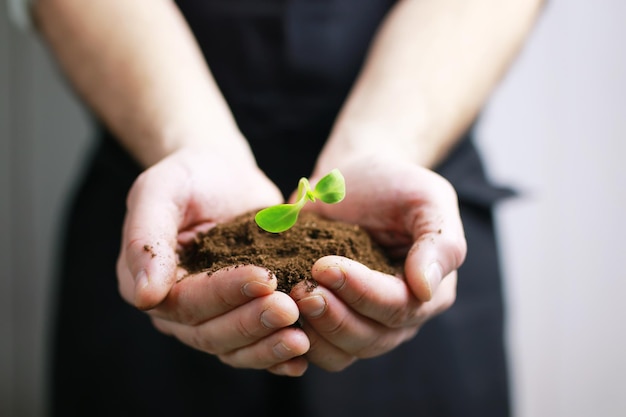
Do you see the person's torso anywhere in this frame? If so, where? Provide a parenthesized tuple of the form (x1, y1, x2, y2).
(174, 0, 396, 192)
(176, 0, 396, 136)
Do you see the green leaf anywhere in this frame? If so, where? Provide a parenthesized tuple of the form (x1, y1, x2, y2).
(254, 203, 302, 233)
(254, 168, 346, 233)
(312, 168, 346, 204)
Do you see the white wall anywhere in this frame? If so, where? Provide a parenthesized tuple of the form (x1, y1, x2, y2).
(477, 0, 626, 416)
(1, 6, 14, 415)
(1, 0, 625, 416)
(1, 3, 92, 416)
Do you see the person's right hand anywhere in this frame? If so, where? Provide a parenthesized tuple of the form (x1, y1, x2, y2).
(116, 145, 310, 376)
(290, 155, 465, 371)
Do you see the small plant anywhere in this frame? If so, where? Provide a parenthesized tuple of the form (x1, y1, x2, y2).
(255, 169, 346, 233)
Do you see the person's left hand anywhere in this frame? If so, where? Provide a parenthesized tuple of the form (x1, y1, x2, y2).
(290, 155, 466, 371)
(116, 146, 310, 376)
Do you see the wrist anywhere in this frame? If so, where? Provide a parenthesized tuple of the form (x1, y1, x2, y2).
(127, 120, 254, 168)
(314, 125, 428, 179)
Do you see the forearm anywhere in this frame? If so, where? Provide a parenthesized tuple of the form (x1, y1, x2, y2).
(33, 0, 251, 167)
(316, 0, 544, 172)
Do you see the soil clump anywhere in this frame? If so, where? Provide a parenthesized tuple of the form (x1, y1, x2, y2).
(179, 211, 400, 293)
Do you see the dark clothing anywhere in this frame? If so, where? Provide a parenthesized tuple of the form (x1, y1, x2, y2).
(50, 1, 511, 416)
(176, 0, 397, 194)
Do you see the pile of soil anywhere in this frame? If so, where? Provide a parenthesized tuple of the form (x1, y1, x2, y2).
(179, 211, 400, 293)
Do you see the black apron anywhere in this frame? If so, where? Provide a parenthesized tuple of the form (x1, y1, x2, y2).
(50, 1, 511, 416)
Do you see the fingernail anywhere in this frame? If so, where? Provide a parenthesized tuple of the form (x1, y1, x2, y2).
(297, 295, 326, 318)
(133, 270, 150, 308)
(135, 270, 150, 291)
(273, 342, 293, 360)
(425, 263, 443, 298)
(242, 281, 273, 298)
(261, 309, 286, 329)
(319, 266, 346, 290)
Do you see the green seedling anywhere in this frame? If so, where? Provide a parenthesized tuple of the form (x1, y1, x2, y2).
(255, 168, 346, 233)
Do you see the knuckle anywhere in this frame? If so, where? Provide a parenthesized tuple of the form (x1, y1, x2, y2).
(354, 335, 395, 359)
(354, 327, 417, 359)
(344, 284, 369, 308)
(384, 306, 414, 328)
(213, 284, 239, 311)
(382, 297, 425, 328)
(234, 316, 259, 341)
(324, 313, 351, 337)
(306, 332, 322, 352)
(190, 326, 219, 355)
(153, 297, 185, 324)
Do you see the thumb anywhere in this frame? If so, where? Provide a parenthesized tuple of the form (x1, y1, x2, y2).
(117, 170, 184, 310)
(404, 179, 467, 302)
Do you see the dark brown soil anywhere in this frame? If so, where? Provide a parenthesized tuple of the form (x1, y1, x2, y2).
(179, 211, 400, 293)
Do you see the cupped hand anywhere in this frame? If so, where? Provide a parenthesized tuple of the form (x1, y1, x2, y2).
(291, 155, 466, 371)
(116, 146, 310, 376)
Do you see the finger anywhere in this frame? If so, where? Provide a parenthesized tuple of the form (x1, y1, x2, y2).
(308, 256, 425, 328)
(118, 166, 189, 310)
(149, 265, 277, 324)
(412, 270, 458, 319)
(266, 356, 310, 377)
(299, 321, 357, 372)
(152, 292, 301, 355)
(293, 281, 413, 359)
(404, 176, 467, 301)
(219, 328, 310, 372)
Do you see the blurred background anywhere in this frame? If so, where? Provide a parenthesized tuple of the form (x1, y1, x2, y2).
(1, 0, 625, 416)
